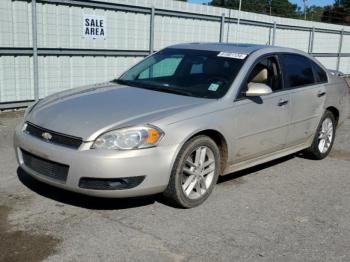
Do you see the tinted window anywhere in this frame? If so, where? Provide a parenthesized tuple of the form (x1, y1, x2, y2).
(280, 54, 315, 88)
(311, 61, 328, 83)
(190, 63, 203, 74)
(139, 56, 183, 79)
(119, 48, 245, 99)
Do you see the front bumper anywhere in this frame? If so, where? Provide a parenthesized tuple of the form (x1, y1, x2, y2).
(14, 124, 178, 198)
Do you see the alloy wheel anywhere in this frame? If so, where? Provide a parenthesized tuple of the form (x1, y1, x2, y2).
(181, 146, 216, 200)
(318, 117, 334, 154)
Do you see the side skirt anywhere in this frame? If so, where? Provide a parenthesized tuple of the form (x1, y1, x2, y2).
(222, 140, 312, 176)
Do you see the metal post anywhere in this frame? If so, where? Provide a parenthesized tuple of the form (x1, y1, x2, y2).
(308, 28, 311, 53)
(226, 8, 231, 43)
(303, 0, 308, 20)
(149, 6, 155, 54)
(308, 27, 315, 54)
(336, 29, 344, 71)
(237, 0, 242, 26)
(32, 0, 39, 101)
(234, 0, 242, 42)
(272, 22, 276, 46)
(219, 13, 225, 43)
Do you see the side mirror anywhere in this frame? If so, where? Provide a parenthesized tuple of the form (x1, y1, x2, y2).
(245, 82, 272, 97)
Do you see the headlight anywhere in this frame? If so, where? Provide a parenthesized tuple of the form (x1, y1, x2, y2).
(92, 125, 164, 150)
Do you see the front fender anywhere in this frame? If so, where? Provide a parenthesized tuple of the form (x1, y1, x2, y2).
(157, 108, 236, 172)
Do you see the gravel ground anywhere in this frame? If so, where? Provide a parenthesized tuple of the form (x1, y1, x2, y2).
(0, 104, 350, 262)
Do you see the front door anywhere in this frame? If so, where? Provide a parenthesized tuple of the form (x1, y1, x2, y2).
(231, 56, 291, 163)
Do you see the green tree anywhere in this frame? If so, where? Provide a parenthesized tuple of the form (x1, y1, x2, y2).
(321, 0, 350, 25)
(335, 0, 350, 8)
(270, 0, 299, 18)
(322, 5, 350, 25)
(210, 0, 300, 18)
(305, 5, 325, 22)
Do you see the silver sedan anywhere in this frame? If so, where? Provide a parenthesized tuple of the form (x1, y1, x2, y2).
(14, 43, 349, 208)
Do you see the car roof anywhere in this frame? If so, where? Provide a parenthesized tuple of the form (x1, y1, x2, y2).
(165, 42, 329, 71)
(167, 42, 299, 55)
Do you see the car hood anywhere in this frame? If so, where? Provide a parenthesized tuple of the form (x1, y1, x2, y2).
(27, 82, 209, 141)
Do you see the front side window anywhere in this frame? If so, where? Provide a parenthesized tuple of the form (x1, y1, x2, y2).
(118, 48, 246, 99)
(238, 56, 282, 98)
(279, 54, 315, 88)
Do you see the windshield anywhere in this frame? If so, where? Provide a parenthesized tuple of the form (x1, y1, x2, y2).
(117, 48, 246, 99)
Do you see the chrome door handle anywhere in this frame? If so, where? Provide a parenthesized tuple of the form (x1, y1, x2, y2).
(278, 99, 289, 106)
(317, 91, 326, 97)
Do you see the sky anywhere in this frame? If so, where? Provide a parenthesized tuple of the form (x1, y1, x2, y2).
(187, 0, 335, 7)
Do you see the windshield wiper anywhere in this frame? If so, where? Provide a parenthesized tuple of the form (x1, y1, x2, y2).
(112, 79, 138, 87)
(144, 86, 194, 97)
(112, 79, 194, 97)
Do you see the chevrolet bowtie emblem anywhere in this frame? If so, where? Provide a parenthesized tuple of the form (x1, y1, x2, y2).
(41, 132, 52, 140)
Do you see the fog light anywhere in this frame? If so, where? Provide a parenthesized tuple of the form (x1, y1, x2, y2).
(78, 176, 145, 190)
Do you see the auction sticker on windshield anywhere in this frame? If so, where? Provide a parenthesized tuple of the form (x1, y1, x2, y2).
(217, 52, 247, 59)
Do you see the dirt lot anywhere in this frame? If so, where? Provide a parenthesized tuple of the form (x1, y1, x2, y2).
(1, 104, 350, 262)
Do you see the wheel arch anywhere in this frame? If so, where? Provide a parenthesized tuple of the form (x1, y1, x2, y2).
(187, 129, 228, 174)
(326, 106, 339, 126)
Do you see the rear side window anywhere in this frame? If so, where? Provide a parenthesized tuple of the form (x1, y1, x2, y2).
(311, 61, 328, 83)
(280, 54, 315, 88)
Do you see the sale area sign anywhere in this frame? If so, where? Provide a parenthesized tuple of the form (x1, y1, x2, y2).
(83, 15, 106, 39)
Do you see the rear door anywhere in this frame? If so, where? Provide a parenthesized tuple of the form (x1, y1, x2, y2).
(231, 55, 292, 162)
(279, 54, 327, 147)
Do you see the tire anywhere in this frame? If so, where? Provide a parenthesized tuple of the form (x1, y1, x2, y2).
(305, 110, 336, 160)
(163, 135, 221, 208)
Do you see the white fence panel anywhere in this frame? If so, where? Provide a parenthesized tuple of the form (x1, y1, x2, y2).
(226, 24, 271, 45)
(36, 4, 150, 50)
(341, 35, 350, 53)
(37, 56, 142, 98)
(0, 0, 32, 47)
(316, 57, 338, 70)
(339, 57, 350, 74)
(0, 56, 34, 102)
(313, 32, 340, 53)
(275, 29, 310, 52)
(154, 16, 221, 50)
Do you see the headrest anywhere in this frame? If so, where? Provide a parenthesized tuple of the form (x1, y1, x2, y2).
(251, 67, 268, 83)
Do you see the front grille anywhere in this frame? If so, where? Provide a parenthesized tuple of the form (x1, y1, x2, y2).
(25, 122, 83, 149)
(21, 149, 69, 182)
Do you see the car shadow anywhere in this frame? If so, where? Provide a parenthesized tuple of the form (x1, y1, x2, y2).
(17, 167, 158, 210)
(17, 154, 296, 209)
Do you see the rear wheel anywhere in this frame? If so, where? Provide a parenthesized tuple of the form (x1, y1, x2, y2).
(163, 136, 221, 208)
(305, 110, 336, 160)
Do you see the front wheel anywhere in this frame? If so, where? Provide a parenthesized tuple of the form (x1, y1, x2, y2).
(163, 136, 221, 208)
(305, 110, 336, 160)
